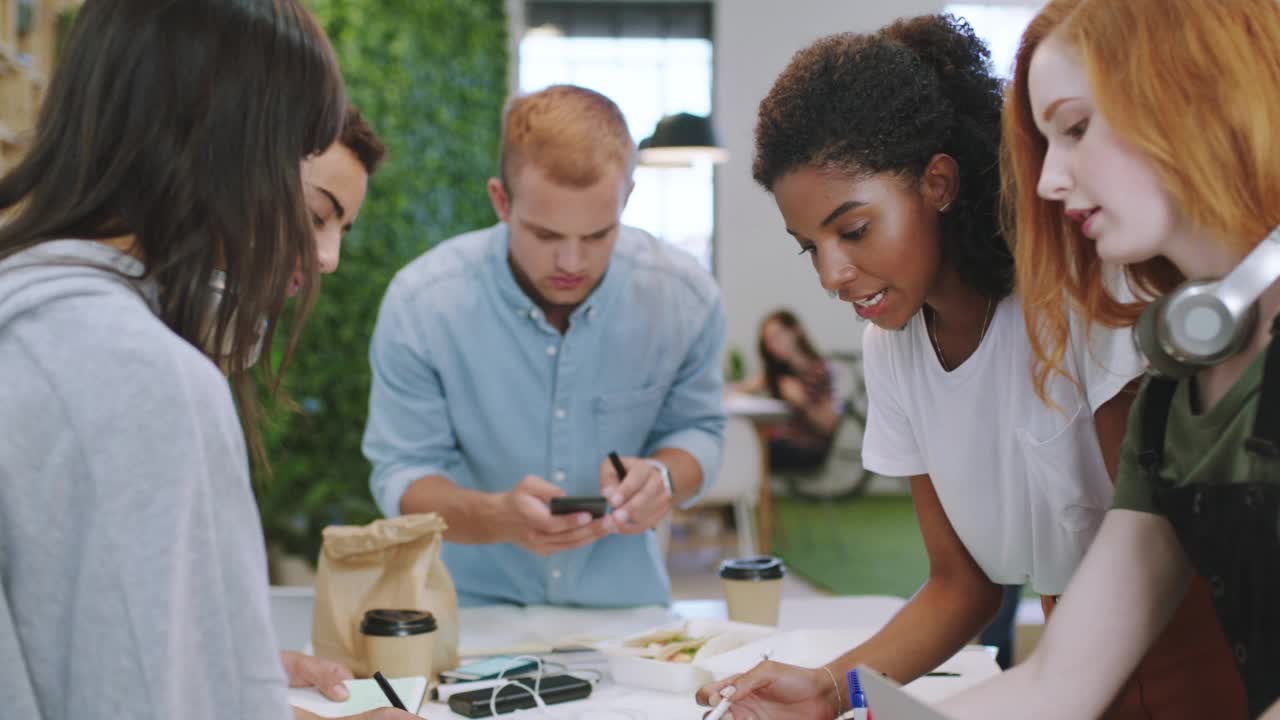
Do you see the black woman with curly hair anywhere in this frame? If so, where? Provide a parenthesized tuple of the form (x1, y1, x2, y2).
(694, 14, 1241, 720)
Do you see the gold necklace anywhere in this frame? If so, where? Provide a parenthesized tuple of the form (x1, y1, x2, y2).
(927, 296, 994, 372)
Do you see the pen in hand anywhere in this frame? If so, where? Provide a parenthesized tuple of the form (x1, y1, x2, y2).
(607, 451, 627, 482)
(605, 451, 628, 527)
(705, 685, 736, 720)
(372, 671, 407, 711)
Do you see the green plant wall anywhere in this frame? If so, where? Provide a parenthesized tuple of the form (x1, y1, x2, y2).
(257, 0, 508, 564)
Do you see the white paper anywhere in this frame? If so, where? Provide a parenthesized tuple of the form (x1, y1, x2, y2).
(287, 676, 427, 717)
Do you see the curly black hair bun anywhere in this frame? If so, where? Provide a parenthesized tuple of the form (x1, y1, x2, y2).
(754, 14, 1012, 299)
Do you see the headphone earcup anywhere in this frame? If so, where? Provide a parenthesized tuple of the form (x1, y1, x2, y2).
(1135, 294, 1199, 379)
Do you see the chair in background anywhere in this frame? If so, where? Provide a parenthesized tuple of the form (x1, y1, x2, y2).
(774, 351, 887, 502)
(777, 413, 875, 502)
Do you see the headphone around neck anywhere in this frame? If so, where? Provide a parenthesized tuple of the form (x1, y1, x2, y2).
(1136, 226, 1280, 379)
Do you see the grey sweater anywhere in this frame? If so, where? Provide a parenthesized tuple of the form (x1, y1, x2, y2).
(0, 241, 291, 719)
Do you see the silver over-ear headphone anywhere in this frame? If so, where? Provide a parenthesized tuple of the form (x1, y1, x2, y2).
(1136, 225, 1280, 378)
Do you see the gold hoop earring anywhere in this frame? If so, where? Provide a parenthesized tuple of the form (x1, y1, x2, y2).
(939, 201, 953, 214)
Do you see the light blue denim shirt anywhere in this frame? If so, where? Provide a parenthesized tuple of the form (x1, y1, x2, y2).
(363, 223, 726, 607)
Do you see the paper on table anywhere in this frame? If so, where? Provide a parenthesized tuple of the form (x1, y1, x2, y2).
(696, 629, 998, 703)
(458, 605, 680, 657)
(697, 626, 882, 680)
(288, 676, 427, 717)
(903, 646, 999, 703)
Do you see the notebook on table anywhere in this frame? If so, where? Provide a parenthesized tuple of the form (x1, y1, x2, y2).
(287, 675, 427, 717)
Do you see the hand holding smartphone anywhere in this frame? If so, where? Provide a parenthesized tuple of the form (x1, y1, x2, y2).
(545, 452, 624, 520)
(549, 496, 608, 518)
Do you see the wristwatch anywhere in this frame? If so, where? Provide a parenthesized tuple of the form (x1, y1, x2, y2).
(642, 458, 674, 498)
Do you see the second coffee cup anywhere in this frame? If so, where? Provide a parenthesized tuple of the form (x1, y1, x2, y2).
(360, 608, 437, 679)
(719, 556, 785, 626)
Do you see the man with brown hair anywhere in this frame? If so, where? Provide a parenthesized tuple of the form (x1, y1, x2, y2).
(362, 85, 726, 608)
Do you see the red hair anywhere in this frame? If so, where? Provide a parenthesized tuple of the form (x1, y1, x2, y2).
(1006, 0, 1280, 401)
(499, 84, 635, 192)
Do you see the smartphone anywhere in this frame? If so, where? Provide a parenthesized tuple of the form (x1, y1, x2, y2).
(549, 496, 608, 518)
(438, 656, 540, 683)
(447, 674, 593, 717)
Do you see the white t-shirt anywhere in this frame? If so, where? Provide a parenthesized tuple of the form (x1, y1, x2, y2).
(861, 294, 1144, 595)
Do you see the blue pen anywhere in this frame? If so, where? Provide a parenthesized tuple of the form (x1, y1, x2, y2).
(846, 668, 869, 720)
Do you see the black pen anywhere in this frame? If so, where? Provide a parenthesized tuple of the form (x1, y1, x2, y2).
(608, 451, 628, 480)
(373, 671, 407, 711)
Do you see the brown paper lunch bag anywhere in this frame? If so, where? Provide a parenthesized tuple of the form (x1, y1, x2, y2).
(311, 513, 460, 677)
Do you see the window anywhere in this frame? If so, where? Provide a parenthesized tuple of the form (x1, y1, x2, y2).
(946, 3, 1043, 79)
(518, 2, 716, 270)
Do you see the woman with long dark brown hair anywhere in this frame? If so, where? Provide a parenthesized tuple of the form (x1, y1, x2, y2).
(0, 2, 408, 719)
(735, 309, 841, 470)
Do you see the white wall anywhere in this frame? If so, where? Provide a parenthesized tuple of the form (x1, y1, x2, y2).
(712, 0, 950, 372)
(506, 0, 526, 94)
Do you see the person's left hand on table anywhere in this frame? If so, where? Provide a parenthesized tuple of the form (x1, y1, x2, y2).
(281, 650, 353, 701)
(598, 454, 673, 534)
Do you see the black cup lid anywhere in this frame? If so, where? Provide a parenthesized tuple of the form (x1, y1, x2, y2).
(360, 609, 437, 637)
(719, 556, 785, 581)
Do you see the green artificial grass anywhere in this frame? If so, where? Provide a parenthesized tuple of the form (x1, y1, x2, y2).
(772, 493, 929, 597)
(773, 493, 1038, 600)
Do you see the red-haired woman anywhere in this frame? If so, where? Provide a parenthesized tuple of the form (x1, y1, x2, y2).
(947, 0, 1280, 717)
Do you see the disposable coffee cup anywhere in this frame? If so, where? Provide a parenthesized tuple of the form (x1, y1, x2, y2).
(360, 608, 437, 679)
(719, 556, 785, 626)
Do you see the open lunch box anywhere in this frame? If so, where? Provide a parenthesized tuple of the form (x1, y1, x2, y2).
(594, 619, 777, 693)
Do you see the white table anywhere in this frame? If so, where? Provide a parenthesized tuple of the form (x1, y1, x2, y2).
(270, 590, 1000, 718)
(452, 596, 912, 657)
(723, 392, 790, 423)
